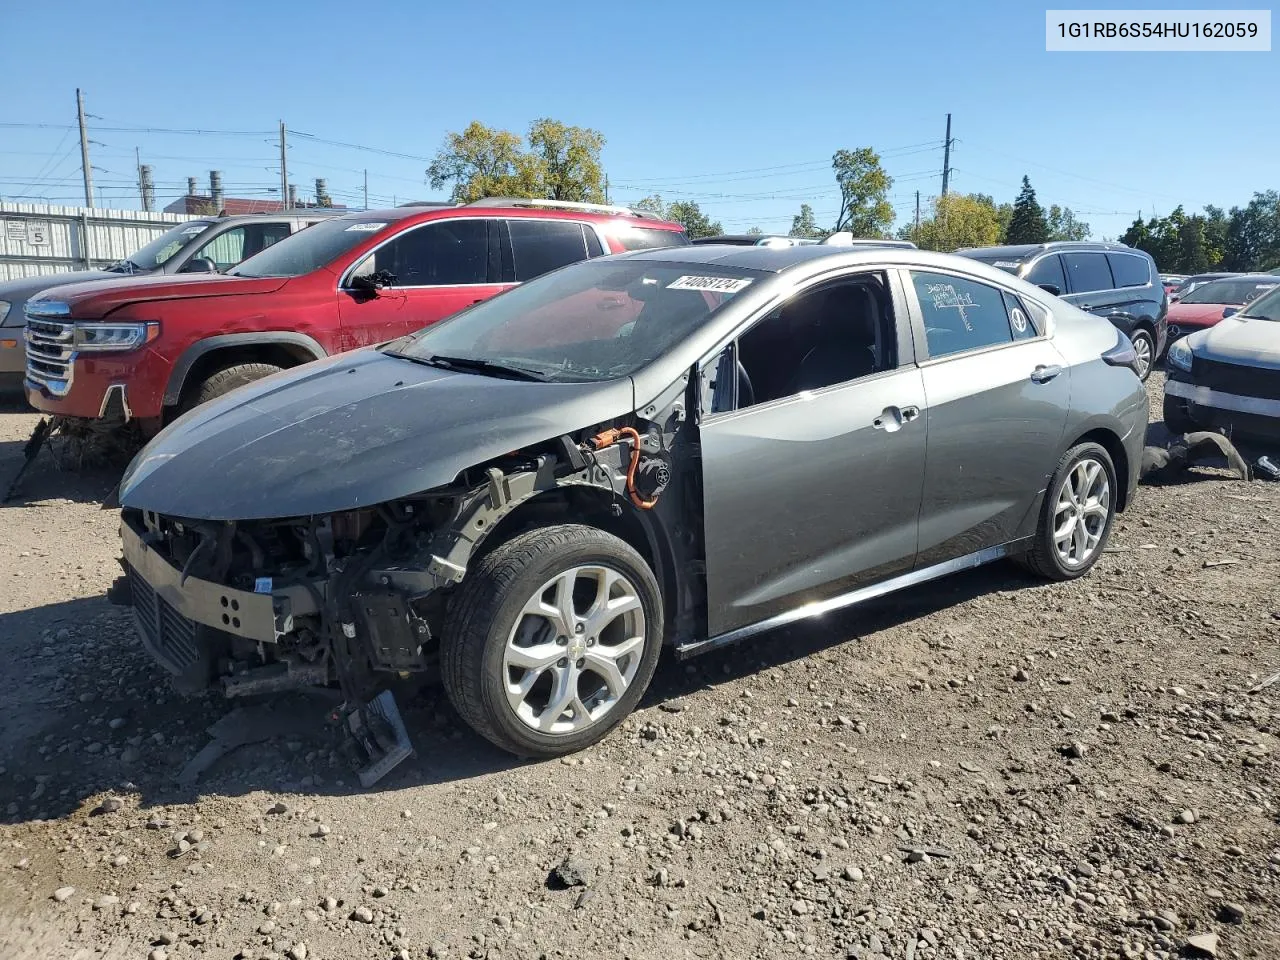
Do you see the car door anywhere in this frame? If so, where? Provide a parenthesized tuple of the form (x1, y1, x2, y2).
(1060, 251, 1119, 320)
(697, 270, 927, 638)
(903, 267, 1071, 569)
(339, 217, 509, 347)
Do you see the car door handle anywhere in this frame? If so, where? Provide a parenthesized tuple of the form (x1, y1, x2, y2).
(872, 405, 919, 431)
(1030, 364, 1063, 383)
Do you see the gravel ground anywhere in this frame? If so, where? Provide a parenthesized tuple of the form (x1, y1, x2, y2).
(0, 373, 1276, 960)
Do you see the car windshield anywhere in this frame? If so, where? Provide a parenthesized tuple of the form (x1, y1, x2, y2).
(1178, 278, 1279, 305)
(1238, 285, 1280, 322)
(110, 221, 213, 272)
(228, 217, 391, 278)
(391, 259, 763, 383)
(960, 253, 1023, 275)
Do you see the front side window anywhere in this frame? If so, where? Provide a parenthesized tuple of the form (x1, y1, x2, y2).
(191, 227, 246, 271)
(727, 274, 897, 409)
(1025, 254, 1066, 291)
(1003, 291, 1039, 340)
(910, 270, 1016, 358)
(392, 260, 760, 382)
(1107, 253, 1152, 289)
(359, 219, 490, 287)
(1062, 252, 1114, 294)
(507, 220, 590, 281)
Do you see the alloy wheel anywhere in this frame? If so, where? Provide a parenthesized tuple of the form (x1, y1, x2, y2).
(1131, 332, 1153, 378)
(1053, 457, 1111, 568)
(502, 565, 647, 735)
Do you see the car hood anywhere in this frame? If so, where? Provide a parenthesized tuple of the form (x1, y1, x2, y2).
(118, 347, 636, 520)
(1166, 301, 1229, 325)
(28, 272, 289, 319)
(1188, 316, 1280, 370)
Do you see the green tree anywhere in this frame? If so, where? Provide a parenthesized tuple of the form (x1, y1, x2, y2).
(427, 119, 606, 203)
(1045, 204, 1091, 241)
(789, 203, 825, 239)
(665, 200, 723, 240)
(427, 121, 529, 202)
(831, 148, 894, 237)
(906, 193, 1003, 252)
(1004, 176, 1048, 244)
(524, 118, 606, 203)
(632, 195, 667, 217)
(1178, 215, 1212, 274)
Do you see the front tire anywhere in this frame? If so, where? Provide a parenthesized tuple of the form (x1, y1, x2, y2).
(1018, 442, 1117, 582)
(1129, 328, 1156, 381)
(441, 524, 664, 758)
(182, 362, 283, 413)
(1162, 395, 1197, 435)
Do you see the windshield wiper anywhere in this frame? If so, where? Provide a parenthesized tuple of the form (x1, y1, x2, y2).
(416, 354, 548, 381)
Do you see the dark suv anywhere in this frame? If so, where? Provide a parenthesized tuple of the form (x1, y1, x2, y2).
(957, 241, 1167, 379)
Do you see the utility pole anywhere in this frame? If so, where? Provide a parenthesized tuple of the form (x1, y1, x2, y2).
(77, 88, 94, 208)
(279, 120, 289, 210)
(604, 175, 610, 204)
(914, 190, 921, 232)
(940, 113, 953, 197)
(363, 169, 368, 210)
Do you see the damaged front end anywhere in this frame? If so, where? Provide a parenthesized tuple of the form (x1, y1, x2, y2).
(109, 427, 665, 784)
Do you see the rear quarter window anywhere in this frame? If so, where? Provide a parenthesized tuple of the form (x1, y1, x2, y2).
(612, 227, 690, 251)
(1107, 253, 1152, 289)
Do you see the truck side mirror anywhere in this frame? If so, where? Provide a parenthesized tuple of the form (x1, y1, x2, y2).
(180, 257, 218, 274)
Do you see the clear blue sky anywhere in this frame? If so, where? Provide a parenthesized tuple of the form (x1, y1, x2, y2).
(2, 0, 1275, 239)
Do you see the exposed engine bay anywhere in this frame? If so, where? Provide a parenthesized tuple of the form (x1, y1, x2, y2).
(109, 412, 695, 785)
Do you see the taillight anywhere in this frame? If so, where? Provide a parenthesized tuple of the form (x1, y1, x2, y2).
(1101, 331, 1140, 375)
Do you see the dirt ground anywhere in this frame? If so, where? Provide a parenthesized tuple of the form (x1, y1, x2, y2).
(0, 373, 1276, 960)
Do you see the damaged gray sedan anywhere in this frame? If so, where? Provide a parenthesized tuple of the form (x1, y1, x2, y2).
(110, 243, 1148, 777)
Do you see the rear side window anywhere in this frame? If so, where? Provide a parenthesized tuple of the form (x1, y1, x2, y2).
(1025, 254, 1066, 291)
(910, 271, 1015, 358)
(507, 220, 590, 281)
(1062, 253, 1114, 294)
(1107, 253, 1151, 288)
(612, 227, 690, 251)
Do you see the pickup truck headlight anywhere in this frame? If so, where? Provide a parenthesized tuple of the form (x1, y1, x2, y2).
(1166, 338, 1193, 373)
(73, 321, 160, 352)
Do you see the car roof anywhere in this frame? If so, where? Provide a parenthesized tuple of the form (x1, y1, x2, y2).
(956, 241, 1141, 259)
(615, 242, 1010, 276)
(330, 200, 685, 230)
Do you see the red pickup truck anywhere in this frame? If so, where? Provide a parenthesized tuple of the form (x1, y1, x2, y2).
(23, 199, 688, 434)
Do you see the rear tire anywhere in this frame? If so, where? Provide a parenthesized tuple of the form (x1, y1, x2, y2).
(1129, 328, 1155, 381)
(1018, 442, 1117, 582)
(1162, 395, 1197, 435)
(183, 362, 282, 412)
(441, 524, 664, 758)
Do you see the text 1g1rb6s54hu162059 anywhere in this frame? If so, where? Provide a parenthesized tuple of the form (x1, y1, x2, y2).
(1045, 10, 1272, 51)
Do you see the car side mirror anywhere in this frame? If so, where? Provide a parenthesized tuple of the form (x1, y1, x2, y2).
(350, 270, 396, 296)
(1170, 294, 1181, 303)
(1222, 306, 1239, 319)
(180, 257, 218, 274)
(1036, 283, 1061, 297)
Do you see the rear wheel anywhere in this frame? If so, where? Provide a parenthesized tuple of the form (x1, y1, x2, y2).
(1018, 442, 1117, 582)
(1129, 328, 1155, 380)
(1162, 395, 1197, 435)
(441, 524, 664, 758)
(182, 362, 282, 412)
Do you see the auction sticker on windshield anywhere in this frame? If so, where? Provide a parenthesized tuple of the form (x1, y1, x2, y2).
(667, 276, 753, 293)
(345, 222, 386, 232)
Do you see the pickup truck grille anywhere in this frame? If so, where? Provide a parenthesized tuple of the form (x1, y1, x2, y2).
(128, 563, 201, 676)
(24, 318, 75, 396)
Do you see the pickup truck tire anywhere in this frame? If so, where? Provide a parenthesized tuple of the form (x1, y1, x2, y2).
(440, 524, 664, 759)
(183, 362, 282, 412)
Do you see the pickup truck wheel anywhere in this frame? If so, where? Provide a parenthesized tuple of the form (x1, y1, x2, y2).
(441, 524, 664, 758)
(183, 362, 282, 411)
